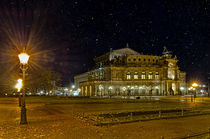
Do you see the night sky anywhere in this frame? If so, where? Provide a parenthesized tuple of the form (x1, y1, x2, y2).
(0, 0, 209, 86)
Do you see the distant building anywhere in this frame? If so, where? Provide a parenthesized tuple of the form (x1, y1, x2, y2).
(198, 83, 209, 95)
(74, 47, 186, 97)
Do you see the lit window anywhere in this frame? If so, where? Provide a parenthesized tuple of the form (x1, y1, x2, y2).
(141, 72, 146, 79)
(134, 72, 138, 79)
(99, 71, 104, 79)
(95, 72, 98, 79)
(127, 72, 131, 80)
(155, 72, 159, 79)
(148, 72, 153, 79)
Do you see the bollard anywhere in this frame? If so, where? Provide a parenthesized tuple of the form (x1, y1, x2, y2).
(159, 110, 161, 118)
(160, 136, 164, 139)
(130, 112, 133, 120)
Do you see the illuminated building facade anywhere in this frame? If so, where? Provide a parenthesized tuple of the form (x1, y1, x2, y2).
(74, 47, 186, 97)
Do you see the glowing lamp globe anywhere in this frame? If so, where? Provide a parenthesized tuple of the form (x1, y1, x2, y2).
(192, 83, 198, 88)
(18, 53, 30, 65)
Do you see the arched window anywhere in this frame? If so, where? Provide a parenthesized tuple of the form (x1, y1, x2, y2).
(126, 72, 131, 80)
(148, 72, 153, 79)
(141, 72, 146, 79)
(134, 72, 138, 79)
(155, 72, 159, 79)
(95, 72, 98, 79)
(99, 71, 104, 80)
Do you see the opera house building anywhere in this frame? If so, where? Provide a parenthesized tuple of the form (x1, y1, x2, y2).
(74, 47, 186, 97)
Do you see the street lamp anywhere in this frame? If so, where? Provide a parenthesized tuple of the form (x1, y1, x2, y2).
(18, 52, 29, 124)
(15, 79, 22, 107)
(192, 83, 198, 88)
(191, 82, 198, 102)
(71, 85, 75, 89)
(18, 53, 30, 65)
(192, 83, 198, 98)
(108, 86, 113, 98)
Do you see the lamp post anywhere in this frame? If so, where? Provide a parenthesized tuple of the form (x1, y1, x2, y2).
(15, 79, 23, 107)
(108, 86, 112, 98)
(192, 83, 198, 98)
(18, 52, 29, 124)
(189, 87, 193, 102)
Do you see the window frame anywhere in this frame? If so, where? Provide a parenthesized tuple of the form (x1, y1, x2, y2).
(141, 72, 146, 79)
(134, 72, 138, 79)
(126, 72, 131, 80)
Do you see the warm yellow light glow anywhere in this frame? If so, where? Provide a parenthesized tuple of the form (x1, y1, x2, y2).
(192, 83, 198, 88)
(15, 79, 23, 92)
(18, 53, 30, 64)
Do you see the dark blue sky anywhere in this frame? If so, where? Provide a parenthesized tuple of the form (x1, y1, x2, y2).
(0, 0, 209, 85)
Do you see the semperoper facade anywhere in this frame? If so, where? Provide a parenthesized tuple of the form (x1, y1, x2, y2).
(74, 47, 187, 97)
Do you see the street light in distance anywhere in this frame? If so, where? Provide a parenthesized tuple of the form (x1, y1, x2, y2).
(15, 79, 23, 92)
(15, 79, 23, 107)
(191, 82, 198, 101)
